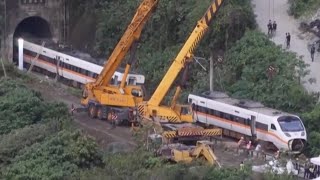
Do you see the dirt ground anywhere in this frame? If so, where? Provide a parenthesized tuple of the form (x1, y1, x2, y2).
(23, 74, 136, 151)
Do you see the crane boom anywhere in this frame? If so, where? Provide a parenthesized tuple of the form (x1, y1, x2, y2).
(94, 0, 159, 87)
(81, 0, 159, 123)
(148, 0, 223, 107)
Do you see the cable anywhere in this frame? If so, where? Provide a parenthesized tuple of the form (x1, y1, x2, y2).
(268, 0, 270, 20)
(273, 0, 275, 20)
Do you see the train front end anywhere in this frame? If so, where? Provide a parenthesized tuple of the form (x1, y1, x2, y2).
(276, 115, 307, 153)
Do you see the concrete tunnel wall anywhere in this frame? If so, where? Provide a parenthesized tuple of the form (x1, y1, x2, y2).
(2, 0, 67, 62)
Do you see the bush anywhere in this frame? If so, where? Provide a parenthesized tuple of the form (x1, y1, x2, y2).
(0, 79, 46, 134)
(2, 130, 104, 180)
(0, 123, 59, 167)
(223, 30, 315, 112)
(288, 0, 320, 18)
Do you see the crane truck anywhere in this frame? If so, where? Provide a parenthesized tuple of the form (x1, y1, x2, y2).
(81, 0, 159, 124)
(138, 0, 224, 141)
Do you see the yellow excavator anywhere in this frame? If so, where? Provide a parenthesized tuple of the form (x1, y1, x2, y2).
(157, 140, 221, 167)
(81, 0, 159, 124)
(138, 0, 224, 141)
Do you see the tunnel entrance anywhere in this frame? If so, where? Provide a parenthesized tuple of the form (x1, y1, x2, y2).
(13, 16, 52, 65)
(13, 16, 52, 40)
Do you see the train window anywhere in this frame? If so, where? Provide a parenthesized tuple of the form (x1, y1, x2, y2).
(191, 103, 196, 110)
(114, 76, 119, 85)
(131, 89, 142, 97)
(224, 114, 230, 120)
(209, 109, 214, 115)
(271, 124, 277, 130)
(195, 105, 200, 111)
(203, 107, 208, 113)
(128, 77, 136, 85)
(213, 110, 220, 117)
(238, 118, 245, 124)
(230, 115, 235, 121)
(245, 118, 250, 125)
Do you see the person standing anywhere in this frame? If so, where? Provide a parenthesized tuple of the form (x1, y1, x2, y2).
(275, 150, 280, 159)
(295, 158, 300, 174)
(272, 21, 277, 35)
(311, 44, 316, 62)
(304, 160, 310, 179)
(286, 33, 291, 48)
(110, 110, 117, 128)
(310, 165, 315, 179)
(237, 136, 245, 148)
(240, 161, 244, 170)
(268, 20, 273, 35)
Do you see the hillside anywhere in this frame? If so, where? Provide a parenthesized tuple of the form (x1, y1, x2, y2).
(1, 0, 320, 179)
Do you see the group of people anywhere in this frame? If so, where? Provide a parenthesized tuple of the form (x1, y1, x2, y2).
(267, 20, 319, 62)
(267, 20, 277, 36)
(237, 136, 261, 153)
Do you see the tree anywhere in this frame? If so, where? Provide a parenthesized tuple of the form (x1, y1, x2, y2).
(222, 30, 315, 112)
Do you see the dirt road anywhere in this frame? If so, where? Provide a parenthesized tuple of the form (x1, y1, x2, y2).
(24, 75, 136, 151)
(252, 0, 320, 93)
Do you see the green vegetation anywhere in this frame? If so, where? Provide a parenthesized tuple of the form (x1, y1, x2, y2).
(93, 0, 256, 97)
(0, 78, 104, 179)
(0, 0, 318, 179)
(288, 0, 320, 18)
(221, 30, 320, 156)
(223, 30, 315, 112)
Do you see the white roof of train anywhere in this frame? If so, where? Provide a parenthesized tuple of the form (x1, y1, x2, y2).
(23, 41, 103, 73)
(23, 40, 145, 82)
(190, 91, 292, 117)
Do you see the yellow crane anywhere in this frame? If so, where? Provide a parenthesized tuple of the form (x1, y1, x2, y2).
(81, 0, 159, 123)
(138, 0, 224, 123)
(138, 0, 224, 141)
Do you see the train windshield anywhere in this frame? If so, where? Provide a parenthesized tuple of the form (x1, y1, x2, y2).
(277, 116, 304, 132)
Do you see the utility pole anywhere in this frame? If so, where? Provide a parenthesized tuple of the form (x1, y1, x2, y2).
(209, 53, 214, 92)
(2, 0, 6, 59)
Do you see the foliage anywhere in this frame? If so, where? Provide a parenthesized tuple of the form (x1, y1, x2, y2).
(222, 30, 316, 112)
(76, 151, 253, 180)
(258, 172, 297, 180)
(0, 79, 104, 180)
(288, 0, 320, 18)
(91, 0, 255, 101)
(0, 123, 59, 167)
(302, 105, 320, 156)
(0, 79, 46, 134)
(2, 130, 104, 180)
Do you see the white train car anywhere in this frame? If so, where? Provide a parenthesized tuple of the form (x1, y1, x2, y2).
(188, 91, 307, 153)
(19, 40, 145, 86)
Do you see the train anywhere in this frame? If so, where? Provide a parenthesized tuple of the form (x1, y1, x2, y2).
(13, 39, 145, 87)
(188, 91, 307, 153)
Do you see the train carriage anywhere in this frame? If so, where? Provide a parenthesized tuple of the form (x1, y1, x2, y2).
(15, 39, 145, 86)
(188, 91, 307, 153)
